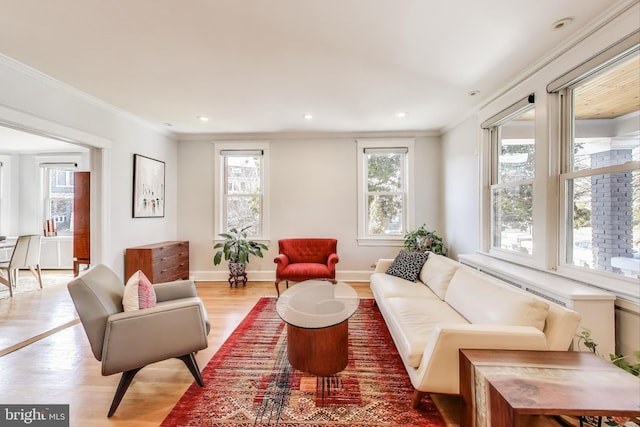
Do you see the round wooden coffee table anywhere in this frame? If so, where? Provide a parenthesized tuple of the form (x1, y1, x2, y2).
(276, 280, 359, 376)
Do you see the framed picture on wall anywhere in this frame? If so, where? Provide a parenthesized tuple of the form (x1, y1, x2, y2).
(132, 154, 165, 218)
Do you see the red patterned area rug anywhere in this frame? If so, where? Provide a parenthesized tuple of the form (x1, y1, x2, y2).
(161, 297, 446, 427)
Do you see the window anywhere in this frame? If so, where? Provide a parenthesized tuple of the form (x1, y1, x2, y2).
(357, 139, 414, 244)
(41, 163, 77, 236)
(214, 142, 270, 240)
(483, 95, 536, 255)
(558, 53, 639, 279)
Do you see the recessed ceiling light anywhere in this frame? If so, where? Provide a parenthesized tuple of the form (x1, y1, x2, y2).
(553, 17, 573, 30)
(468, 90, 480, 97)
(197, 115, 209, 122)
(303, 113, 313, 120)
(396, 112, 408, 118)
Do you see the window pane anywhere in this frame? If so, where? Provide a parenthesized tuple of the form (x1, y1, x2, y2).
(226, 196, 261, 236)
(367, 194, 403, 235)
(46, 168, 74, 235)
(492, 184, 533, 254)
(226, 155, 261, 195)
(567, 171, 639, 278)
(572, 55, 640, 172)
(367, 153, 403, 192)
(497, 109, 535, 184)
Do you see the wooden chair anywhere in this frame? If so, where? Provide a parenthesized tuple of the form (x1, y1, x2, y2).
(0, 235, 43, 297)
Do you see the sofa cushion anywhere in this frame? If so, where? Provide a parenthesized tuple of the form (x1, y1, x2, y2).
(382, 297, 469, 368)
(385, 250, 429, 282)
(419, 253, 461, 299)
(370, 272, 440, 300)
(444, 268, 549, 331)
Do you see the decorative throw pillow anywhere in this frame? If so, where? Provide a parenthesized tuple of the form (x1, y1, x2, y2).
(385, 250, 429, 282)
(122, 270, 157, 312)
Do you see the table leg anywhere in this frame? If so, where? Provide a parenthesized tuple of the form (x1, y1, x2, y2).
(488, 382, 520, 427)
(459, 351, 475, 427)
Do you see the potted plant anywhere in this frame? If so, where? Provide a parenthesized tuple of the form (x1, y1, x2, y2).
(403, 225, 447, 255)
(213, 226, 268, 284)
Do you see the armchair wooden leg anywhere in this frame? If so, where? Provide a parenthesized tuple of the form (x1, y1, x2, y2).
(275, 280, 281, 297)
(177, 353, 204, 387)
(108, 367, 142, 417)
(412, 390, 426, 409)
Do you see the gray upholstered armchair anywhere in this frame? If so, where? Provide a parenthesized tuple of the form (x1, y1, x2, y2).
(67, 264, 210, 417)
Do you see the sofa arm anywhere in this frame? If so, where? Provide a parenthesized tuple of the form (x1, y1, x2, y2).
(412, 324, 549, 394)
(153, 279, 197, 302)
(274, 254, 290, 268)
(101, 297, 209, 376)
(374, 259, 394, 273)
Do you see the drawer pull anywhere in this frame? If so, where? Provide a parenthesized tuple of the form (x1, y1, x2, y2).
(161, 268, 169, 273)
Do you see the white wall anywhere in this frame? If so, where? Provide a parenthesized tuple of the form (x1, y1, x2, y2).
(177, 133, 442, 281)
(442, 116, 480, 260)
(0, 56, 179, 278)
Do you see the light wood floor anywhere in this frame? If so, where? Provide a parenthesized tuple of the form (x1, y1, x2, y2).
(0, 275, 565, 427)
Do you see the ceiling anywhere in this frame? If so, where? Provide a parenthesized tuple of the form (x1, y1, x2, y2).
(0, 0, 627, 137)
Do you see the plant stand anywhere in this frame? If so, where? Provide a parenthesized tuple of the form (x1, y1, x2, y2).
(228, 271, 247, 288)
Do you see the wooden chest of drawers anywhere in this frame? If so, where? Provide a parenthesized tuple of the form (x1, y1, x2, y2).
(124, 241, 189, 283)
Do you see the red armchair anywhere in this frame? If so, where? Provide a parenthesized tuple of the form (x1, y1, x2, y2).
(273, 238, 339, 296)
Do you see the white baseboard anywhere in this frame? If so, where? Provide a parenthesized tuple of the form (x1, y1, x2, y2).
(190, 270, 373, 282)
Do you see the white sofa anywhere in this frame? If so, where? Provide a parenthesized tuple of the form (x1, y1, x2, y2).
(370, 253, 582, 408)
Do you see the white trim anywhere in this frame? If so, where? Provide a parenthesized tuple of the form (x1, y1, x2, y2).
(356, 138, 415, 244)
(0, 104, 112, 267)
(213, 141, 271, 240)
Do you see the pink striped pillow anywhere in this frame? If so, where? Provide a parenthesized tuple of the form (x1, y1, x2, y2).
(123, 270, 157, 311)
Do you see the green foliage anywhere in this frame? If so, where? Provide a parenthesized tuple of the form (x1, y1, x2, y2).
(403, 225, 446, 255)
(610, 351, 640, 377)
(213, 226, 268, 265)
(577, 328, 640, 377)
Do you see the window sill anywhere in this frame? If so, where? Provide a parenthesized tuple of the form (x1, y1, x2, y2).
(357, 237, 403, 247)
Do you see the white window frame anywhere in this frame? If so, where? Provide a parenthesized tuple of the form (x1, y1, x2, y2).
(40, 160, 78, 237)
(214, 141, 270, 241)
(356, 138, 415, 246)
(483, 95, 536, 259)
(553, 56, 640, 297)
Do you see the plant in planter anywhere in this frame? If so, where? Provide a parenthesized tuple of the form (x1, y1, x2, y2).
(213, 226, 268, 286)
(403, 225, 447, 255)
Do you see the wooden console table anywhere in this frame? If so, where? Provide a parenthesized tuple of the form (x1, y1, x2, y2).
(459, 349, 640, 427)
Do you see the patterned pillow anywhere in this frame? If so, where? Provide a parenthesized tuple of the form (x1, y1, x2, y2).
(385, 250, 430, 282)
(122, 270, 157, 311)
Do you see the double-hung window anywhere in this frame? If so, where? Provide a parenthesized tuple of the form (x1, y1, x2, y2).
(214, 142, 270, 240)
(483, 95, 536, 256)
(41, 162, 78, 236)
(357, 138, 414, 244)
(550, 44, 639, 280)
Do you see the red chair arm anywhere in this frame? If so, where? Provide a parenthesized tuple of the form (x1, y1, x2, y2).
(328, 253, 339, 266)
(274, 254, 290, 268)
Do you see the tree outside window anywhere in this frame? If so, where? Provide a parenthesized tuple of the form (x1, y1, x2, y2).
(490, 107, 536, 255)
(366, 151, 404, 235)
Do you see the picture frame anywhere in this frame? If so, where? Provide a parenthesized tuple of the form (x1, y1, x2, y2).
(132, 154, 165, 218)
